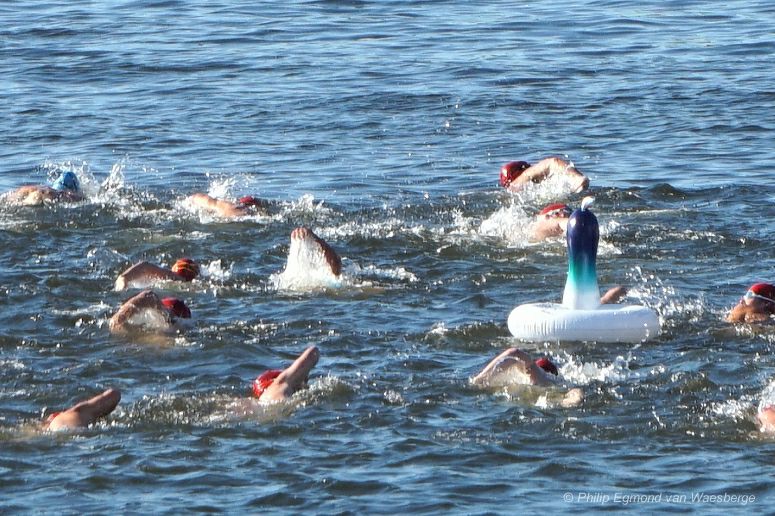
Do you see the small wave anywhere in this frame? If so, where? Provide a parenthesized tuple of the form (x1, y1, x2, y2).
(557, 352, 641, 386)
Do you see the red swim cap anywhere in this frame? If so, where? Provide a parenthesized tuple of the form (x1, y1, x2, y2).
(239, 196, 263, 208)
(161, 297, 191, 319)
(539, 203, 572, 218)
(172, 258, 199, 282)
(746, 283, 775, 304)
(500, 161, 531, 188)
(252, 369, 282, 399)
(535, 357, 559, 376)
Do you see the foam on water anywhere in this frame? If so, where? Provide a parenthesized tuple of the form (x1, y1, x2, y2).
(478, 201, 534, 245)
(270, 230, 344, 291)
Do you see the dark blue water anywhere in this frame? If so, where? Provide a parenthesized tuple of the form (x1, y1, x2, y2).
(2, 1, 775, 512)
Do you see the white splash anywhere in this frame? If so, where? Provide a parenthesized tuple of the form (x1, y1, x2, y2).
(478, 202, 533, 244)
(270, 231, 343, 291)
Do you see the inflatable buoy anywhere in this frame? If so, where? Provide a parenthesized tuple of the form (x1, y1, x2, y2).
(507, 197, 660, 343)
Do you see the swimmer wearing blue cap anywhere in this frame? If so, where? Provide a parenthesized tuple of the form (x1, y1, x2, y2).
(4, 171, 84, 206)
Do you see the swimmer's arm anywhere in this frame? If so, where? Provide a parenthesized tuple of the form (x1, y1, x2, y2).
(519, 157, 589, 192)
(530, 217, 567, 242)
(725, 302, 769, 323)
(519, 158, 556, 184)
(6, 185, 57, 206)
(725, 305, 744, 323)
(472, 347, 532, 385)
(48, 388, 121, 431)
(601, 286, 627, 304)
(109, 290, 168, 332)
(310, 233, 342, 276)
(276, 346, 320, 394)
(115, 262, 179, 290)
(187, 193, 244, 218)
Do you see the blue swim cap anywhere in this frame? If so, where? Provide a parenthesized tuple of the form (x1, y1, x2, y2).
(51, 171, 80, 192)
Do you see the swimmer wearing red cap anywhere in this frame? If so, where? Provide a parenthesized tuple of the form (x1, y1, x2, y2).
(115, 257, 200, 291)
(500, 157, 589, 194)
(4, 171, 84, 206)
(108, 289, 191, 335)
(252, 346, 320, 402)
(472, 347, 583, 407)
(726, 283, 775, 323)
(45, 388, 121, 431)
(185, 193, 268, 218)
(531, 202, 573, 241)
(530, 202, 628, 304)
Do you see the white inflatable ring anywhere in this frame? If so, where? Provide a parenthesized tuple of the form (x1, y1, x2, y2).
(507, 197, 660, 343)
(507, 302, 660, 343)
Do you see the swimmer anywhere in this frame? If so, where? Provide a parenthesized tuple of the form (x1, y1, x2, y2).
(530, 202, 627, 304)
(472, 347, 582, 407)
(531, 203, 573, 241)
(108, 289, 191, 335)
(726, 283, 775, 324)
(500, 157, 589, 194)
(4, 171, 84, 206)
(252, 346, 320, 402)
(45, 388, 121, 431)
(114, 257, 200, 291)
(185, 192, 268, 218)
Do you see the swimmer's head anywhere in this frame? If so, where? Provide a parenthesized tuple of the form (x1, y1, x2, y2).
(171, 258, 199, 282)
(238, 196, 264, 209)
(535, 357, 559, 376)
(745, 283, 775, 306)
(539, 203, 572, 219)
(161, 297, 191, 319)
(51, 171, 80, 193)
(252, 369, 282, 399)
(499, 161, 531, 188)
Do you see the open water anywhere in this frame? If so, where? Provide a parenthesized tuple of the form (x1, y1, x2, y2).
(1, 0, 775, 513)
